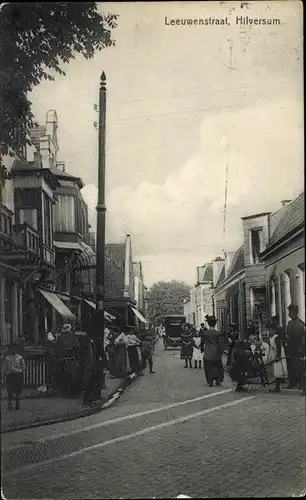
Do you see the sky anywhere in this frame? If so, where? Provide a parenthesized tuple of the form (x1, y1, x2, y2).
(30, 1, 304, 287)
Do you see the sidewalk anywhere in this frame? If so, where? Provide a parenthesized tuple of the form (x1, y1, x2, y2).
(1, 371, 127, 433)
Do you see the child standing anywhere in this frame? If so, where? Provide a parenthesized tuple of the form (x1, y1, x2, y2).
(192, 329, 202, 368)
(3, 344, 26, 410)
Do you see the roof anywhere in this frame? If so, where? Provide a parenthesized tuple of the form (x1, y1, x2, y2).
(269, 204, 291, 237)
(11, 160, 59, 189)
(227, 245, 245, 279)
(216, 265, 225, 288)
(216, 245, 244, 288)
(51, 165, 84, 189)
(104, 244, 126, 300)
(202, 264, 213, 282)
(11, 158, 36, 171)
(197, 263, 213, 283)
(267, 192, 304, 247)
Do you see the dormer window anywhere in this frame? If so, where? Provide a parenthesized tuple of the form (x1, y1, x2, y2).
(250, 228, 263, 264)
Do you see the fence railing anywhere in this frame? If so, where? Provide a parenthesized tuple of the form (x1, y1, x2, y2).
(1, 350, 47, 388)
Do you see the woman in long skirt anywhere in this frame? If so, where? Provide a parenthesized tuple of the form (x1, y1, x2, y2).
(181, 324, 193, 368)
(266, 324, 288, 393)
(115, 326, 143, 376)
(202, 316, 225, 387)
(192, 329, 202, 368)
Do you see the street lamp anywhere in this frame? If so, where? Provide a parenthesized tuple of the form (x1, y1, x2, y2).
(93, 71, 107, 397)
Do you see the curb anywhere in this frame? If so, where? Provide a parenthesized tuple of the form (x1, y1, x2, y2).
(1, 375, 134, 434)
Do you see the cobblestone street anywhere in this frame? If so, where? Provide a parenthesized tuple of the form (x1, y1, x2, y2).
(2, 340, 306, 499)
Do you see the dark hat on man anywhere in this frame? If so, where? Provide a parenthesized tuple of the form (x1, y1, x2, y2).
(206, 315, 217, 322)
(229, 322, 237, 328)
(287, 304, 298, 312)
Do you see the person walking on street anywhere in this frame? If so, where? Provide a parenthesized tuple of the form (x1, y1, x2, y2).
(159, 325, 166, 347)
(3, 344, 26, 410)
(285, 305, 305, 390)
(202, 316, 225, 387)
(55, 324, 80, 396)
(141, 331, 155, 374)
(266, 322, 288, 393)
(181, 323, 193, 368)
(192, 329, 202, 369)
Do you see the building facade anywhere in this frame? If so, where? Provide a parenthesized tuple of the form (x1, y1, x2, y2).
(214, 199, 302, 337)
(80, 234, 148, 330)
(0, 110, 95, 346)
(260, 192, 305, 326)
(183, 263, 215, 328)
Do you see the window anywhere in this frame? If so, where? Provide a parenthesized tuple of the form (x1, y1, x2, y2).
(19, 208, 38, 230)
(250, 229, 263, 264)
(43, 192, 52, 246)
(296, 266, 305, 322)
(280, 272, 291, 326)
(53, 194, 75, 232)
(270, 280, 276, 317)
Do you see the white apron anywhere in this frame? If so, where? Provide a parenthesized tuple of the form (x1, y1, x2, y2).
(266, 334, 288, 379)
(192, 337, 203, 362)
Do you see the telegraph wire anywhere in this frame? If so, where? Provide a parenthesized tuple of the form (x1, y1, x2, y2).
(110, 103, 236, 122)
(116, 83, 267, 106)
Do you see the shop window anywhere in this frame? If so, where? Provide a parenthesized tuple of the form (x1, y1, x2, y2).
(250, 229, 263, 264)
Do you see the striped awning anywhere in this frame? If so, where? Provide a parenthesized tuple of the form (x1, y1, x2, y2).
(38, 288, 76, 320)
(53, 240, 95, 271)
(131, 306, 148, 324)
(75, 242, 96, 270)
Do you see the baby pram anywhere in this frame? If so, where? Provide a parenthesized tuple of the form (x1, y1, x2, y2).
(229, 340, 269, 391)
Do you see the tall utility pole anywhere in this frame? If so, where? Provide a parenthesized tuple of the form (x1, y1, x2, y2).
(94, 71, 107, 395)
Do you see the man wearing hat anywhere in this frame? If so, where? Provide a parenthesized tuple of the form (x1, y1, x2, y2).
(202, 315, 225, 387)
(285, 305, 305, 390)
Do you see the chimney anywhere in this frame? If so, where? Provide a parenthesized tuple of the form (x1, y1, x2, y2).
(56, 161, 65, 172)
(281, 200, 292, 207)
(212, 257, 225, 287)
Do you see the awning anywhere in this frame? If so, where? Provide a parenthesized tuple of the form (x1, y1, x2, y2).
(38, 288, 76, 320)
(131, 306, 148, 324)
(53, 241, 96, 270)
(84, 299, 115, 321)
(53, 241, 82, 250)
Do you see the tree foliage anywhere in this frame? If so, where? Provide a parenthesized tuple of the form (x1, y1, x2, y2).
(147, 280, 191, 326)
(0, 2, 118, 156)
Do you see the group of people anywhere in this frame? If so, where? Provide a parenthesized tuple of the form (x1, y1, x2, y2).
(180, 315, 225, 387)
(178, 303, 305, 393)
(105, 324, 156, 380)
(2, 321, 157, 410)
(228, 304, 305, 393)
